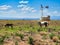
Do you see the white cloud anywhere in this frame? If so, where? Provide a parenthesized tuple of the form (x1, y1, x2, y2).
(18, 0, 37, 13)
(0, 8, 38, 18)
(18, 4, 37, 13)
(17, 4, 25, 8)
(52, 11, 60, 16)
(39, 9, 60, 16)
(0, 9, 17, 16)
(19, 1, 29, 4)
(22, 6, 37, 12)
(0, 5, 12, 10)
(31, 10, 37, 12)
(40, 9, 49, 16)
(52, 11, 58, 14)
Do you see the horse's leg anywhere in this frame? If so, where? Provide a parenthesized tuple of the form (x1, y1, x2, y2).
(45, 23, 48, 27)
(5, 25, 7, 28)
(11, 25, 13, 29)
(5, 25, 6, 27)
(40, 24, 42, 27)
(5, 25, 9, 28)
(38, 22, 42, 27)
(8, 26, 10, 28)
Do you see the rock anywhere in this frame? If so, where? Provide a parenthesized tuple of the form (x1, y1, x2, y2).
(32, 34, 42, 41)
(15, 36, 21, 42)
(3, 40, 15, 45)
(57, 40, 60, 43)
(58, 31, 60, 35)
(39, 31, 48, 35)
(52, 36, 58, 42)
(22, 36, 28, 41)
(18, 41, 29, 45)
(39, 39, 55, 45)
(34, 41, 40, 45)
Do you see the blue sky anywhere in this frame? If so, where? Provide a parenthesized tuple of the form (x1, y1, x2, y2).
(0, 0, 60, 19)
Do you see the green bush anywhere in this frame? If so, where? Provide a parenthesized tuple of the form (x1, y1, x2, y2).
(0, 36, 5, 44)
(58, 35, 60, 40)
(0, 38, 4, 44)
(37, 28, 42, 32)
(28, 37, 34, 45)
(0, 34, 10, 44)
(16, 33, 24, 40)
(42, 35, 47, 40)
(55, 41, 58, 45)
(15, 41, 18, 45)
(49, 33, 55, 39)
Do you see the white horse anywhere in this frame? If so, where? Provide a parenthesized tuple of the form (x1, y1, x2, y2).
(38, 21, 49, 27)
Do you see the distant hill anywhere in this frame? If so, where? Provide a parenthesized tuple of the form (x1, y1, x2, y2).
(0, 16, 60, 20)
(0, 18, 39, 20)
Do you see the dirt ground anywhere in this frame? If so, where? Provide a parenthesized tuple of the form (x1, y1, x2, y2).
(0, 20, 60, 45)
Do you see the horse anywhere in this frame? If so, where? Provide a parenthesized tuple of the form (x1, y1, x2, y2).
(5, 24, 13, 29)
(38, 21, 49, 27)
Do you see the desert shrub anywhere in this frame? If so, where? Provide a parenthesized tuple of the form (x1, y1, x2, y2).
(42, 27, 48, 32)
(58, 35, 60, 40)
(55, 41, 58, 45)
(49, 33, 55, 39)
(37, 28, 41, 32)
(19, 28, 22, 31)
(0, 34, 10, 44)
(48, 28, 52, 32)
(30, 25, 33, 27)
(16, 33, 24, 40)
(0, 38, 4, 44)
(32, 27, 35, 29)
(15, 41, 18, 45)
(53, 29, 56, 31)
(19, 34, 24, 40)
(28, 36, 34, 45)
(4, 34, 10, 39)
(0, 36, 5, 44)
(42, 35, 47, 40)
(52, 36, 58, 42)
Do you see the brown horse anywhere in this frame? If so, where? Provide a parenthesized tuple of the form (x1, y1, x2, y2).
(5, 24, 13, 29)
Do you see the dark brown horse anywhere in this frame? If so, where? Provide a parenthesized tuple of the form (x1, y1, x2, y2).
(5, 24, 13, 29)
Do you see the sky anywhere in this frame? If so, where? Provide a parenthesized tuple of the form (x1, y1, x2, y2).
(0, 0, 60, 19)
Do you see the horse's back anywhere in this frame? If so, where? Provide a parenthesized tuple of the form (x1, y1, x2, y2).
(5, 24, 13, 27)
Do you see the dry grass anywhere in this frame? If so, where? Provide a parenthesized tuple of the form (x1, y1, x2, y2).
(0, 20, 60, 45)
